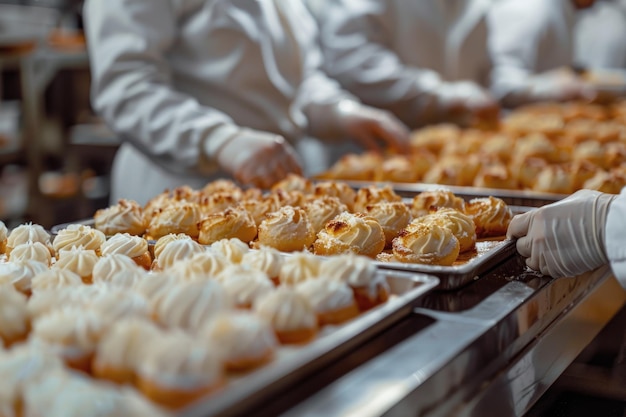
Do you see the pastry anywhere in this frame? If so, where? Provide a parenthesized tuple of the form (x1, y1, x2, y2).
(266, 189, 306, 209)
(53, 247, 99, 284)
(100, 233, 152, 270)
(0, 260, 48, 295)
(566, 159, 600, 190)
(198, 206, 257, 245)
(514, 133, 559, 162)
(152, 233, 192, 260)
(0, 285, 29, 346)
(237, 198, 278, 227)
(7, 241, 52, 266)
(147, 200, 202, 239)
(53, 224, 106, 256)
(441, 129, 484, 157)
(0, 220, 7, 254)
(313, 181, 357, 211)
(94, 199, 147, 236)
(202, 312, 278, 372)
(6, 223, 53, 257)
(271, 173, 314, 194)
(152, 280, 232, 332)
(201, 178, 244, 199)
(303, 196, 348, 234)
(88, 289, 151, 321)
(254, 287, 318, 344)
(510, 156, 549, 190)
(257, 206, 316, 252)
(208, 237, 250, 263)
(473, 164, 518, 190)
(604, 141, 626, 168)
(323, 152, 383, 181)
(170, 251, 231, 281)
(363, 201, 412, 247)
(220, 268, 274, 309)
(422, 154, 481, 187)
(583, 170, 626, 194)
(92, 254, 146, 287)
(392, 223, 460, 266)
(278, 252, 322, 286)
(241, 245, 283, 285)
(152, 238, 205, 271)
(353, 185, 402, 214)
(532, 165, 575, 194)
(27, 285, 102, 318)
(414, 208, 477, 253)
(132, 271, 176, 302)
(319, 254, 389, 311)
(314, 212, 386, 258)
(410, 124, 461, 154)
(137, 332, 223, 409)
(295, 278, 359, 325)
(464, 196, 513, 237)
(197, 192, 240, 216)
(479, 133, 515, 162)
(376, 155, 422, 183)
(30, 268, 84, 293)
(93, 318, 161, 385)
(410, 189, 465, 218)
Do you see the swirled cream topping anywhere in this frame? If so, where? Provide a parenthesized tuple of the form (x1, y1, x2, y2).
(0, 260, 48, 293)
(28, 285, 103, 318)
(95, 318, 161, 370)
(221, 271, 274, 308)
(7, 223, 51, 251)
(53, 224, 105, 254)
(258, 206, 316, 252)
(53, 247, 99, 280)
(198, 207, 257, 245)
(271, 173, 314, 194)
(266, 189, 306, 209)
(241, 246, 283, 279)
(208, 238, 250, 263)
(303, 196, 348, 234)
(533, 165, 575, 194)
(94, 199, 147, 236)
(147, 201, 202, 239)
(156, 239, 205, 270)
(411, 190, 465, 217)
(314, 181, 357, 211)
(0, 285, 28, 340)
(314, 212, 385, 257)
(354, 185, 402, 213)
(153, 233, 192, 260)
(153, 280, 232, 332)
(172, 251, 231, 281)
(365, 201, 412, 244)
(295, 279, 356, 313)
(392, 223, 460, 265)
(465, 196, 514, 236)
(0, 220, 7, 244)
(31, 269, 84, 293)
(238, 198, 278, 227)
(415, 208, 476, 252)
(319, 254, 378, 288)
(88, 289, 150, 321)
(132, 271, 176, 302)
(198, 191, 240, 216)
(278, 252, 322, 286)
(202, 178, 243, 196)
(9, 241, 52, 265)
(101, 233, 148, 259)
(92, 254, 142, 284)
(254, 287, 317, 332)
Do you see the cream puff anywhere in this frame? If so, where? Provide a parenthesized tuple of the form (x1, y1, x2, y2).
(201, 178, 244, 198)
(92, 256, 146, 288)
(147, 200, 202, 239)
(257, 206, 316, 252)
(208, 237, 250, 263)
(313, 181, 357, 211)
(413, 208, 477, 253)
(363, 201, 412, 247)
(278, 252, 322, 286)
(7, 241, 52, 266)
(197, 191, 240, 216)
(303, 196, 348, 235)
(6, 223, 53, 257)
(295, 278, 359, 325)
(53, 247, 99, 284)
(152, 233, 192, 260)
(0, 285, 30, 347)
(314, 212, 386, 258)
(218, 266, 274, 309)
(100, 233, 152, 270)
(353, 185, 402, 214)
(271, 173, 315, 194)
(198, 206, 257, 245)
(237, 198, 278, 227)
(410, 190, 466, 218)
(170, 251, 231, 281)
(30, 268, 84, 293)
(0, 260, 48, 295)
(241, 246, 284, 285)
(152, 238, 205, 271)
(464, 196, 514, 238)
(53, 224, 106, 256)
(94, 199, 147, 236)
(392, 223, 460, 266)
(88, 289, 151, 321)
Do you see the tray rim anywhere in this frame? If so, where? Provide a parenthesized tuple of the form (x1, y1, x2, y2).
(180, 270, 439, 417)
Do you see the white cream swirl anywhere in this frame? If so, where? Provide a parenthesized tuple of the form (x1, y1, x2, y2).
(8, 241, 52, 265)
(101, 233, 148, 259)
(0, 260, 48, 294)
(258, 206, 316, 252)
(31, 269, 84, 293)
(415, 208, 476, 253)
(95, 318, 161, 371)
(208, 238, 250, 263)
(88, 289, 150, 321)
(52, 224, 105, 254)
(148, 201, 202, 239)
(392, 223, 460, 265)
(172, 251, 231, 281)
(153, 233, 192, 260)
(314, 212, 385, 258)
(303, 196, 348, 234)
(254, 287, 317, 332)
(92, 254, 142, 284)
(0, 285, 29, 341)
(278, 252, 321, 285)
(241, 246, 283, 279)
(220, 272, 274, 308)
(198, 207, 257, 245)
(295, 279, 355, 313)
(53, 247, 99, 280)
(7, 223, 51, 251)
(0, 220, 7, 244)
(319, 254, 378, 288)
(94, 199, 147, 236)
(365, 201, 412, 244)
(156, 239, 205, 270)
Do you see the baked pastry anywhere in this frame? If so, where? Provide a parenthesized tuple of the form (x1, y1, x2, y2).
(170, 251, 231, 281)
(237, 198, 278, 227)
(572, 140, 607, 168)
(0, 260, 48, 295)
(152, 238, 205, 271)
(319, 254, 389, 311)
(422, 155, 481, 187)
(257, 206, 316, 252)
(566, 159, 600, 190)
(363, 201, 412, 247)
(271, 173, 314, 194)
(0, 285, 29, 346)
(323, 152, 383, 181)
(137, 332, 223, 409)
(6, 223, 53, 257)
(295, 278, 359, 325)
(53, 224, 106, 255)
(532, 165, 575, 194)
(604, 142, 626, 168)
(410, 189, 466, 217)
(30, 268, 84, 293)
(410, 124, 461, 154)
(198, 191, 241, 217)
(266, 189, 306, 209)
(303, 196, 348, 234)
(0, 220, 7, 254)
(510, 156, 549, 190)
(147, 200, 202, 239)
(27, 286, 102, 318)
(201, 178, 244, 199)
(152, 233, 192, 260)
(32, 307, 108, 372)
(152, 280, 232, 332)
(220, 269, 274, 309)
(353, 185, 402, 214)
(376, 155, 422, 183)
(198, 206, 257, 245)
(278, 252, 322, 286)
(93, 318, 161, 385)
(414, 208, 477, 253)
(473, 164, 518, 190)
(201, 312, 278, 371)
(480, 133, 515, 162)
(133, 271, 176, 302)
(8, 241, 52, 266)
(464, 196, 513, 237)
(92, 254, 145, 286)
(241, 246, 284, 285)
(254, 287, 318, 344)
(100, 233, 152, 270)
(314, 212, 386, 258)
(583, 170, 626, 194)
(53, 247, 99, 284)
(313, 181, 357, 211)
(208, 237, 250, 263)
(514, 133, 559, 162)
(94, 199, 147, 236)
(88, 289, 151, 321)
(392, 223, 460, 266)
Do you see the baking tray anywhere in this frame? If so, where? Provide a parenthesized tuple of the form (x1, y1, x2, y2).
(180, 270, 439, 417)
(50, 218, 95, 235)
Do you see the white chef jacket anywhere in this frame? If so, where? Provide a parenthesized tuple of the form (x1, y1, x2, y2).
(575, 0, 626, 69)
(488, 0, 577, 101)
(307, 0, 494, 127)
(606, 188, 626, 289)
(83, 0, 352, 205)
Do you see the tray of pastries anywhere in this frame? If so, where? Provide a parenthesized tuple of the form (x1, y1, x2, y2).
(317, 100, 626, 202)
(0, 218, 438, 416)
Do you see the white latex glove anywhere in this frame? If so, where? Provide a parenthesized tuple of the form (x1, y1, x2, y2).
(505, 69, 597, 107)
(308, 100, 410, 153)
(215, 128, 302, 189)
(437, 81, 500, 126)
(507, 189, 616, 278)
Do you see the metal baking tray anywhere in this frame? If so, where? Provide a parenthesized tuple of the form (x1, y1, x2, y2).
(180, 270, 439, 417)
(50, 218, 95, 235)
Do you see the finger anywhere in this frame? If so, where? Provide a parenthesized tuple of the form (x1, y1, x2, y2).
(525, 255, 541, 274)
(372, 118, 411, 153)
(516, 236, 532, 258)
(506, 212, 533, 239)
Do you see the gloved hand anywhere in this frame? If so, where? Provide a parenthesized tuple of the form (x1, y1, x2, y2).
(308, 100, 410, 153)
(507, 189, 616, 278)
(437, 81, 500, 127)
(527, 70, 597, 103)
(215, 128, 302, 189)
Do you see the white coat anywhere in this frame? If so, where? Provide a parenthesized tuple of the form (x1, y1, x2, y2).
(488, 0, 577, 100)
(606, 188, 626, 288)
(84, 0, 352, 205)
(575, 0, 626, 69)
(307, 0, 495, 127)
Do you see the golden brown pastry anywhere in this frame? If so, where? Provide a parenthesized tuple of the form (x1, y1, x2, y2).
(363, 201, 412, 247)
(566, 160, 601, 190)
(198, 206, 257, 245)
(314, 212, 385, 258)
(572, 140, 607, 168)
(257, 206, 316, 252)
(510, 156, 549, 189)
(271, 173, 314, 194)
(479, 133, 515, 162)
(605, 142, 626, 168)
(413, 208, 476, 253)
(303, 196, 348, 234)
(515, 133, 559, 162)
(532, 165, 575, 194)
(313, 180, 357, 211)
(197, 192, 240, 216)
(410, 189, 465, 218)
(464, 196, 513, 237)
(265, 189, 306, 209)
(422, 155, 481, 187)
(94, 199, 147, 236)
(410, 124, 461, 154)
(353, 185, 402, 213)
(583, 170, 626, 194)
(100, 233, 152, 270)
(147, 201, 202, 239)
(238, 198, 278, 227)
(322, 152, 383, 181)
(201, 179, 244, 199)
(473, 164, 518, 190)
(375, 155, 421, 183)
(392, 222, 460, 266)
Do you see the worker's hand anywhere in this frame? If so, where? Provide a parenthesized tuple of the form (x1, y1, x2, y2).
(526, 69, 597, 103)
(311, 100, 410, 153)
(215, 128, 302, 189)
(507, 189, 616, 278)
(438, 81, 500, 126)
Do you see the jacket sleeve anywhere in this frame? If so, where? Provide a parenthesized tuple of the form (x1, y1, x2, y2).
(605, 188, 626, 289)
(309, 0, 447, 128)
(83, 0, 240, 176)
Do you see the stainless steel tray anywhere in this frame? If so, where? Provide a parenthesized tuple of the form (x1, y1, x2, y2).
(180, 270, 439, 417)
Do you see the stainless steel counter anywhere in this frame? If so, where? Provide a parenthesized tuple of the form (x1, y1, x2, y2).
(239, 255, 626, 417)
